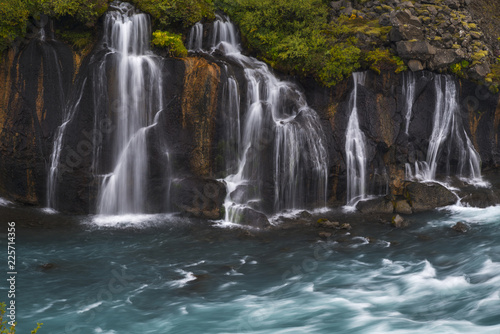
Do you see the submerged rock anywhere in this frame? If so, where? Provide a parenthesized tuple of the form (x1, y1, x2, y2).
(452, 221, 468, 233)
(318, 231, 332, 238)
(392, 214, 409, 228)
(405, 182, 457, 212)
(317, 219, 340, 229)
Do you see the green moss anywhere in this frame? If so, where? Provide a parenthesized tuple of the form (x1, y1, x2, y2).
(152, 30, 188, 57)
(472, 50, 489, 62)
(364, 49, 407, 75)
(449, 60, 469, 78)
(452, 43, 461, 49)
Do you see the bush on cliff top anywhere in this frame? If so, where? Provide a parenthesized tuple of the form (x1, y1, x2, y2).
(131, 0, 215, 30)
(215, 0, 363, 86)
(0, 0, 29, 52)
(0, 0, 108, 52)
(152, 30, 188, 57)
(0, 0, 215, 53)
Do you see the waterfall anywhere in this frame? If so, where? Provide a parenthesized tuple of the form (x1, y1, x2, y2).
(97, 2, 163, 214)
(406, 75, 483, 184)
(403, 72, 415, 134)
(47, 1, 166, 214)
(345, 72, 368, 206)
(198, 15, 328, 219)
(187, 22, 203, 51)
(220, 65, 241, 174)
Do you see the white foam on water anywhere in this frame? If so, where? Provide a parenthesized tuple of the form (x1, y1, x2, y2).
(185, 260, 205, 267)
(32, 299, 67, 315)
(437, 204, 500, 225)
(94, 328, 117, 334)
(40, 207, 58, 214)
(0, 197, 13, 206)
(88, 213, 177, 228)
(170, 269, 197, 287)
(77, 301, 103, 314)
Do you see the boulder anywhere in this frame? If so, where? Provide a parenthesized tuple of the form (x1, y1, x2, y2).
(428, 48, 459, 70)
(392, 214, 410, 228)
(171, 177, 227, 219)
(468, 63, 490, 80)
(230, 207, 270, 229)
(452, 221, 468, 233)
(356, 197, 394, 214)
(318, 231, 332, 238)
(389, 10, 424, 41)
(405, 182, 457, 212)
(459, 188, 500, 208)
(408, 59, 424, 71)
(317, 219, 340, 228)
(396, 41, 437, 61)
(394, 200, 412, 214)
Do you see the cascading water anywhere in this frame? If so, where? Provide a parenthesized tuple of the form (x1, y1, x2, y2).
(47, 1, 166, 214)
(402, 71, 415, 134)
(406, 75, 483, 184)
(345, 72, 368, 206)
(97, 2, 164, 214)
(199, 15, 328, 220)
(187, 22, 203, 51)
(220, 65, 241, 174)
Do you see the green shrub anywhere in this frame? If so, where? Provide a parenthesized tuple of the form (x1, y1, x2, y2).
(364, 49, 407, 75)
(0, 302, 42, 333)
(34, 0, 108, 25)
(215, 0, 363, 86)
(449, 60, 470, 78)
(131, 0, 215, 30)
(152, 30, 188, 57)
(0, 0, 108, 52)
(0, 0, 29, 52)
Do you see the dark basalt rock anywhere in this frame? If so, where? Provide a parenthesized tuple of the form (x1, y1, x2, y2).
(452, 221, 468, 233)
(171, 177, 226, 220)
(228, 207, 271, 229)
(405, 182, 457, 212)
(356, 197, 394, 214)
(459, 187, 500, 208)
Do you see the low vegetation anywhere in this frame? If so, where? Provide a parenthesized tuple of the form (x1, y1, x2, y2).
(214, 0, 405, 86)
(0, 302, 42, 334)
(152, 30, 188, 57)
(131, 0, 214, 30)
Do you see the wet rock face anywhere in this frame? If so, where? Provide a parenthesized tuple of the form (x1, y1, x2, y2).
(306, 69, 500, 206)
(0, 38, 74, 205)
(170, 177, 226, 220)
